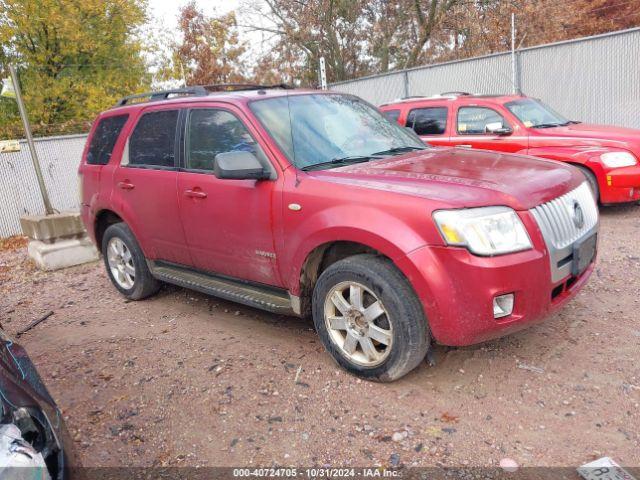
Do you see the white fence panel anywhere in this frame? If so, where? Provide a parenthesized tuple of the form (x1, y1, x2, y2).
(0, 134, 87, 237)
(330, 28, 640, 129)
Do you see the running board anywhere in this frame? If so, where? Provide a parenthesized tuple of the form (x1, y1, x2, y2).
(148, 261, 297, 315)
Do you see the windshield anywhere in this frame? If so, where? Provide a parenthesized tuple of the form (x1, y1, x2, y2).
(249, 93, 425, 170)
(504, 98, 570, 128)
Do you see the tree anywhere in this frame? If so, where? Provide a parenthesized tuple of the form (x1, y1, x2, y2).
(240, 0, 638, 85)
(240, 0, 463, 84)
(0, 0, 150, 139)
(241, 0, 373, 85)
(166, 2, 248, 86)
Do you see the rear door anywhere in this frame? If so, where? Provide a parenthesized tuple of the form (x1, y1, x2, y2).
(449, 105, 528, 153)
(176, 104, 281, 286)
(111, 107, 192, 265)
(404, 105, 451, 147)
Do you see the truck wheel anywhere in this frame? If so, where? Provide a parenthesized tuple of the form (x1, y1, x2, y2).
(312, 254, 430, 382)
(102, 223, 160, 300)
(576, 165, 599, 202)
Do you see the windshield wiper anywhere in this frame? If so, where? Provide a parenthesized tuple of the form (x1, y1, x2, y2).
(371, 146, 427, 156)
(531, 122, 565, 129)
(300, 155, 380, 171)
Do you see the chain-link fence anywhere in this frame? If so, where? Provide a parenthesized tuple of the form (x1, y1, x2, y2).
(330, 27, 640, 129)
(0, 134, 87, 237)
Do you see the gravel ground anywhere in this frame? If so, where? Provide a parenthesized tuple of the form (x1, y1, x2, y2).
(0, 205, 639, 471)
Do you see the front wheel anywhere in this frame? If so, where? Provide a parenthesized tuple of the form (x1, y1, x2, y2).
(312, 254, 430, 382)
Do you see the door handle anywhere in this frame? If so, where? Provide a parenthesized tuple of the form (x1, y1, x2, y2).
(184, 189, 207, 199)
(117, 181, 135, 190)
(457, 144, 473, 148)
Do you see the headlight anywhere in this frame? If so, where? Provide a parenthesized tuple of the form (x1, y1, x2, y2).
(433, 206, 532, 256)
(600, 151, 637, 168)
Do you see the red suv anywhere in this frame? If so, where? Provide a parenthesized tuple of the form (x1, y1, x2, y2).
(79, 86, 598, 381)
(380, 93, 640, 204)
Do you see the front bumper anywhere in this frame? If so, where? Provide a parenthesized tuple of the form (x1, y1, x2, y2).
(397, 188, 598, 347)
(598, 165, 640, 204)
(398, 243, 595, 346)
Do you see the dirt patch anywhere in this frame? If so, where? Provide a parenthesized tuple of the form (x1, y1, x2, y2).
(0, 206, 639, 469)
(0, 235, 28, 252)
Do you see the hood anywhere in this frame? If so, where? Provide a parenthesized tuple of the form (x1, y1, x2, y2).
(309, 148, 583, 210)
(530, 123, 640, 153)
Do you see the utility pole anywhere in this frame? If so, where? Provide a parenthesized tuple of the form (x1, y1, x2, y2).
(318, 57, 327, 90)
(9, 65, 54, 215)
(511, 13, 519, 95)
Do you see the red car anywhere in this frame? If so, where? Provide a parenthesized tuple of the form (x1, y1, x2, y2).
(79, 86, 598, 381)
(380, 93, 640, 204)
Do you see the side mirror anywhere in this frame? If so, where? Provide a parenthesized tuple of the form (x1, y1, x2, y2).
(213, 151, 268, 180)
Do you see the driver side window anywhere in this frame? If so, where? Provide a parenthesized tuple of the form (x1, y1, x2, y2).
(457, 107, 509, 135)
(186, 109, 269, 172)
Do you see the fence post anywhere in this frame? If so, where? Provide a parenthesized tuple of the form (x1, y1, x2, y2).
(8, 65, 54, 215)
(511, 13, 517, 94)
(318, 57, 327, 90)
(403, 70, 410, 98)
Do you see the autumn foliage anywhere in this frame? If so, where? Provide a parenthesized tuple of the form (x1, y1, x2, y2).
(0, 0, 150, 139)
(0, 0, 638, 138)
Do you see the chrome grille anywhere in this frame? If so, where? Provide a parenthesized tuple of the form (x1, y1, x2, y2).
(530, 182, 599, 283)
(530, 182, 599, 250)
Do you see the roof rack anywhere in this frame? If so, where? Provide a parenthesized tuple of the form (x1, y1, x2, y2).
(440, 91, 471, 96)
(114, 83, 292, 107)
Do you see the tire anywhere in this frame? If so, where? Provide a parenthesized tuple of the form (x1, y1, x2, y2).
(312, 254, 430, 382)
(101, 222, 160, 300)
(576, 165, 599, 202)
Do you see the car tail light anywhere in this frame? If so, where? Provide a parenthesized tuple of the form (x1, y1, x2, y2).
(77, 172, 83, 205)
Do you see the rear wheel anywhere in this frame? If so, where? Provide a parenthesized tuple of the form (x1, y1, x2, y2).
(102, 223, 160, 300)
(312, 254, 430, 382)
(576, 165, 599, 202)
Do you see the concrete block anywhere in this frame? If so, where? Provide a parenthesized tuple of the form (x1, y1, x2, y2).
(27, 237, 99, 271)
(20, 212, 86, 243)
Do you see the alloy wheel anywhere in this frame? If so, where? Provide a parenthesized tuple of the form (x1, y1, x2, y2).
(323, 281, 393, 367)
(106, 237, 135, 290)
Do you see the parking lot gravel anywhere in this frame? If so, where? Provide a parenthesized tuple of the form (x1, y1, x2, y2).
(0, 205, 639, 469)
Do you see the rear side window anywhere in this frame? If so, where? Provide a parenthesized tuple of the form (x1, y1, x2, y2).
(407, 108, 447, 135)
(86, 115, 128, 165)
(382, 109, 401, 123)
(128, 110, 179, 168)
(186, 109, 268, 171)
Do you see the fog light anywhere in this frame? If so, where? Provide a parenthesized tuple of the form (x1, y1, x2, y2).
(493, 293, 514, 319)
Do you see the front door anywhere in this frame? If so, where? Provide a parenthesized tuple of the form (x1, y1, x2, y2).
(111, 107, 191, 265)
(449, 106, 528, 153)
(177, 106, 281, 286)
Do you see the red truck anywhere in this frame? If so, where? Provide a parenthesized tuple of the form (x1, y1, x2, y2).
(79, 86, 598, 381)
(380, 93, 640, 205)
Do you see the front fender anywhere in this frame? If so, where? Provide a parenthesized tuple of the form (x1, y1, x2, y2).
(527, 146, 639, 195)
(283, 204, 435, 295)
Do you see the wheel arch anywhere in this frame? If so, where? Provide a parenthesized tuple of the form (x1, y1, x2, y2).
(94, 209, 124, 249)
(293, 236, 410, 318)
(93, 208, 149, 256)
